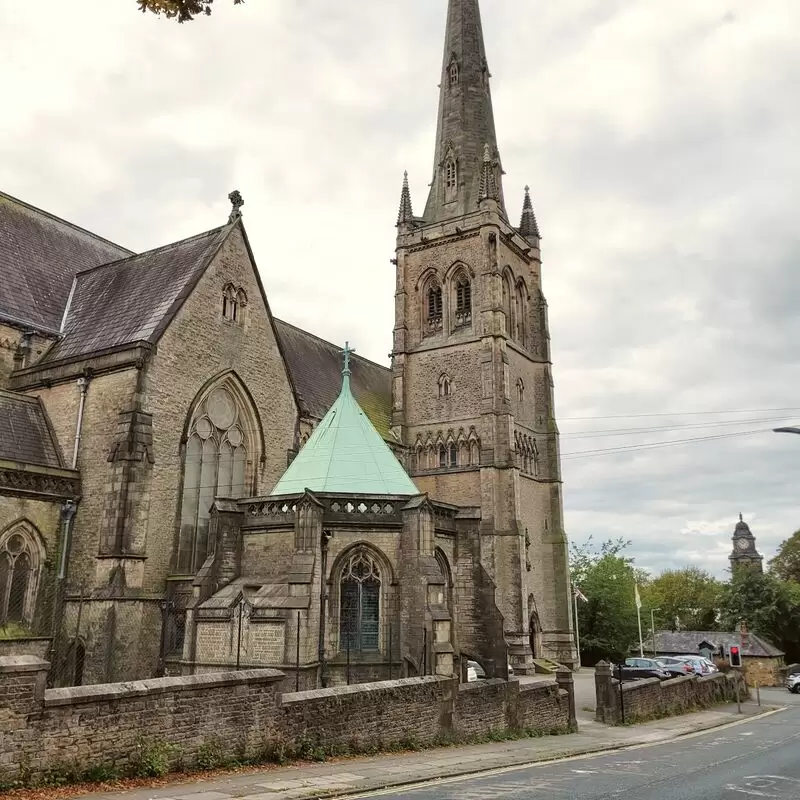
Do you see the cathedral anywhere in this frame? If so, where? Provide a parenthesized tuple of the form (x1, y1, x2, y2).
(0, 0, 576, 687)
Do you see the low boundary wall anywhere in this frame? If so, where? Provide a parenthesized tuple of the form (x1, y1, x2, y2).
(0, 656, 576, 784)
(594, 661, 749, 725)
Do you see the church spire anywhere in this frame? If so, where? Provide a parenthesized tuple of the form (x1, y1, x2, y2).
(422, 0, 506, 224)
(519, 185, 540, 240)
(396, 171, 414, 226)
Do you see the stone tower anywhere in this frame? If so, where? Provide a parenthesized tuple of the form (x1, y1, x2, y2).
(729, 514, 764, 574)
(391, 0, 576, 669)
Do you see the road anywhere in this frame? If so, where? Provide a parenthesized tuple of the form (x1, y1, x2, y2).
(359, 689, 800, 800)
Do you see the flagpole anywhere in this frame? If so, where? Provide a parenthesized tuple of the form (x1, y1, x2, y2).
(635, 583, 644, 657)
(572, 586, 582, 670)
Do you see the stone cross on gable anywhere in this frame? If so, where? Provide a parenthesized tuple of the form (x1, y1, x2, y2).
(342, 341, 356, 375)
(228, 190, 244, 223)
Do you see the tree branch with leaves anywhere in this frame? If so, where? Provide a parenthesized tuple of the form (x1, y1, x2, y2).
(136, 0, 243, 23)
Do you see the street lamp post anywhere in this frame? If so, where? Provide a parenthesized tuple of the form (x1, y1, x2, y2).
(651, 608, 659, 657)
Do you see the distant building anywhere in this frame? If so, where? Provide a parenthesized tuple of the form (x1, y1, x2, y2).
(729, 514, 764, 574)
(651, 629, 784, 687)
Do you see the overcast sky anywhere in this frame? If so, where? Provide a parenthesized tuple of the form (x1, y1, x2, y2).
(2, 0, 799, 580)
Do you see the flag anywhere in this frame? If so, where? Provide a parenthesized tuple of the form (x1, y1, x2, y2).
(573, 586, 588, 603)
(634, 583, 642, 610)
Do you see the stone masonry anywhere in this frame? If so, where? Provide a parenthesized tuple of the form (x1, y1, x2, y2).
(0, 655, 572, 784)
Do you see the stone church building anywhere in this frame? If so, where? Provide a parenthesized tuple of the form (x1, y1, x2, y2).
(0, 0, 576, 686)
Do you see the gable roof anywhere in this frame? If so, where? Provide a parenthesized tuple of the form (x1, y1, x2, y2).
(271, 366, 417, 497)
(653, 629, 784, 658)
(41, 225, 231, 363)
(273, 319, 393, 440)
(0, 390, 63, 468)
(0, 190, 132, 333)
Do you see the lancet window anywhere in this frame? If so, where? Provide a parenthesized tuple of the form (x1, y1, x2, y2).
(340, 549, 381, 652)
(177, 380, 259, 574)
(0, 522, 43, 629)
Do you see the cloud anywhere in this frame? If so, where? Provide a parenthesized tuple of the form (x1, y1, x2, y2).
(1, 0, 799, 578)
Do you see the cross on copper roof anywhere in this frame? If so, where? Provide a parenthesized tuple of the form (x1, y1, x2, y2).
(342, 341, 355, 375)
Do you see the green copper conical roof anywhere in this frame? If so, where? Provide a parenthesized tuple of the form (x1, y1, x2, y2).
(271, 343, 418, 496)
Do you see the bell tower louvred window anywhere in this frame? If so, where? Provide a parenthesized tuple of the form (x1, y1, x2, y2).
(454, 273, 472, 327)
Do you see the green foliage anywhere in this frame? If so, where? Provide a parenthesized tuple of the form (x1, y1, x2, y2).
(130, 737, 177, 778)
(0, 621, 33, 639)
(642, 567, 723, 631)
(136, 0, 243, 23)
(570, 537, 643, 663)
(769, 529, 800, 583)
(719, 569, 800, 660)
(195, 739, 235, 770)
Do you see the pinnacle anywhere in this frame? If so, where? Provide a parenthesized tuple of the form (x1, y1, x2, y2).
(396, 170, 415, 226)
(478, 143, 499, 202)
(519, 185, 540, 240)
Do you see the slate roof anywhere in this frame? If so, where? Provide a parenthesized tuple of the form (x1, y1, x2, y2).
(42, 225, 231, 363)
(271, 367, 417, 497)
(273, 320, 393, 440)
(653, 630, 784, 659)
(0, 390, 63, 468)
(0, 190, 131, 332)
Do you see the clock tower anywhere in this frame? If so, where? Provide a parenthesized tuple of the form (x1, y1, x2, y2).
(729, 514, 764, 574)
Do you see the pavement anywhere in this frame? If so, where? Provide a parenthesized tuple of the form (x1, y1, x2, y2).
(71, 683, 795, 800)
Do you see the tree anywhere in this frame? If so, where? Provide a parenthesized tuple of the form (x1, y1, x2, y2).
(719, 569, 800, 662)
(769, 529, 800, 584)
(136, 0, 243, 23)
(642, 567, 723, 632)
(570, 538, 644, 664)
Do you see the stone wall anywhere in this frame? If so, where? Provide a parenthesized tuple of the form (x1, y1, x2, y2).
(0, 655, 573, 784)
(743, 656, 784, 688)
(594, 661, 748, 725)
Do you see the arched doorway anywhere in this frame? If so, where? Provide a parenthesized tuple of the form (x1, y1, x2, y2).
(528, 594, 542, 660)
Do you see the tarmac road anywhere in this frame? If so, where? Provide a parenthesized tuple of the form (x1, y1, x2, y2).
(359, 692, 800, 800)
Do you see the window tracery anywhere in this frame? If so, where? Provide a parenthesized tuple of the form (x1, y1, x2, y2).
(0, 522, 43, 628)
(222, 283, 248, 324)
(177, 380, 259, 574)
(426, 280, 443, 334)
(454, 271, 472, 328)
(444, 157, 457, 201)
(340, 548, 381, 652)
(449, 61, 459, 88)
(438, 374, 453, 398)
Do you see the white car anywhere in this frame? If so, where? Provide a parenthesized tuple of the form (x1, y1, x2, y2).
(466, 659, 515, 681)
(786, 673, 800, 694)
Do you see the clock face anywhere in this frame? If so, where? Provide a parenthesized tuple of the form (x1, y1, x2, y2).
(736, 538, 750, 552)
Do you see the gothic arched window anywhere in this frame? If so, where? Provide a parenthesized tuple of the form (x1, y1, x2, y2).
(0, 522, 44, 628)
(438, 373, 452, 398)
(453, 271, 472, 327)
(502, 273, 513, 335)
(444, 158, 457, 201)
(340, 549, 381, 652)
(515, 282, 527, 346)
(449, 61, 459, 88)
(517, 378, 525, 404)
(447, 443, 458, 468)
(426, 280, 443, 334)
(177, 379, 260, 574)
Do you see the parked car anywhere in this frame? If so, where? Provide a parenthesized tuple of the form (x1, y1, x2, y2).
(655, 657, 694, 676)
(786, 673, 800, 694)
(675, 656, 710, 675)
(466, 660, 515, 682)
(697, 656, 719, 673)
(466, 660, 486, 681)
(621, 658, 672, 681)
